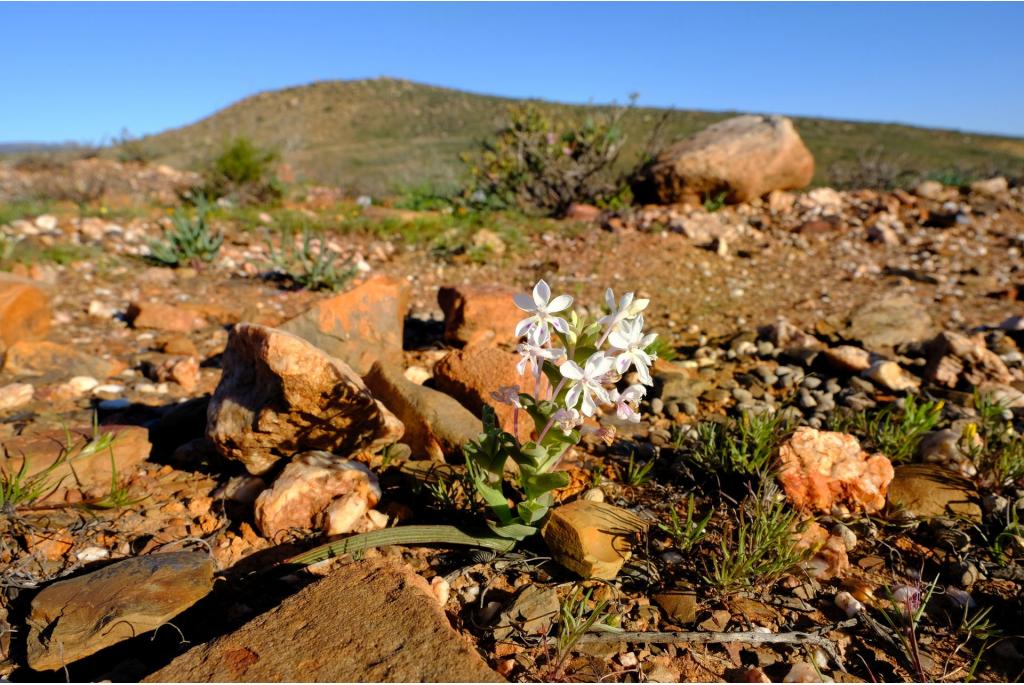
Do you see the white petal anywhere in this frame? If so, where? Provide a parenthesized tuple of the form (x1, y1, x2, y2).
(579, 392, 597, 417)
(635, 363, 653, 385)
(560, 360, 584, 380)
(590, 384, 612, 406)
(642, 333, 658, 348)
(590, 353, 615, 376)
(627, 298, 650, 317)
(604, 288, 615, 310)
(514, 318, 533, 338)
(607, 330, 628, 350)
(533, 280, 551, 307)
(565, 384, 582, 410)
(513, 293, 536, 312)
(516, 356, 529, 376)
(620, 292, 634, 312)
(547, 294, 573, 313)
(614, 353, 631, 374)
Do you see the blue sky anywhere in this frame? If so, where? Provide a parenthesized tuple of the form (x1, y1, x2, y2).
(2, 2, 1022, 142)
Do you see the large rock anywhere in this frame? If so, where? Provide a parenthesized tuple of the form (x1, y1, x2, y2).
(2, 340, 120, 380)
(0, 424, 151, 496)
(254, 452, 381, 540)
(127, 302, 208, 333)
(634, 115, 814, 204)
(541, 500, 648, 579)
(26, 552, 214, 671)
(437, 284, 521, 347)
(364, 361, 482, 462)
(843, 294, 935, 353)
(887, 464, 981, 522)
(0, 273, 50, 349)
(433, 347, 541, 443)
(279, 275, 410, 376)
(207, 324, 403, 475)
(777, 427, 894, 515)
(144, 558, 502, 682)
(923, 331, 1013, 390)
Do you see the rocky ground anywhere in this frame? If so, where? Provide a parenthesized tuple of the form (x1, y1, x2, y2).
(0, 162, 1023, 682)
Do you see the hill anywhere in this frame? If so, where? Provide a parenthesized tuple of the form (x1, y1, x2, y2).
(129, 78, 1024, 195)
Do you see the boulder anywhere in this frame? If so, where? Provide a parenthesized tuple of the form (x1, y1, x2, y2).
(433, 346, 541, 442)
(0, 424, 151, 496)
(279, 275, 409, 376)
(254, 452, 381, 540)
(541, 500, 648, 579)
(777, 427, 894, 515)
(887, 464, 981, 522)
(0, 273, 50, 349)
(363, 361, 482, 462)
(634, 115, 814, 204)
(26, 552, 214, 671)
(923, 331, 1013, 390)
(144, 558, 502, 682)
(437, 284, 521, 347)
(206, 324, 403, 475)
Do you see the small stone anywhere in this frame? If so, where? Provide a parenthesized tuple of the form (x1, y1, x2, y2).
(581, 487, 605, 503)
(822, 345, 872, 373)
(34, 214, 58, 231)
(887, 464, 982, 522)
(3, 340, 119, 380)
(127, 301, 208, 333)
(254, 452, 381, 540)
(26, 552, 215, 671)
(494, 585, 560, 640)
(0, 382, 33, 411)
(541, 500, 648, 579)
(653, 587, 698, 625)
(864, 360, 920, 392)
(924, 330, 1013, 390)
(970, 176, 1008, 196)
(152, 356, 200, 392)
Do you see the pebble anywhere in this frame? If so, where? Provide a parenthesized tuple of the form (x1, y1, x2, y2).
(797, 388, 817, 409)
(732, 388, 753, 403)
(98, 398, 132, 411)
(650, 397, 664, 415)
(801, 376, 822, 389)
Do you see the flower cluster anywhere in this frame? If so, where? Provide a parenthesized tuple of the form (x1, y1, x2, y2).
(511, 279, 657, 428)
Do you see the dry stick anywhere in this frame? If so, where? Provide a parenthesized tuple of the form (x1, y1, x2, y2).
(573, 623, 854, 670)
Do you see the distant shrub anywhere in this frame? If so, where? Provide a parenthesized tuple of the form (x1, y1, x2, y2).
(393, 183, 456, 212)
(114, 128, 155, 164)
(460, 102, 632, 217)
(202, 137, 283, 204)
(265, 225, 356, 291)
(826, 146, 916, 190)
(148, 196, 223, 267)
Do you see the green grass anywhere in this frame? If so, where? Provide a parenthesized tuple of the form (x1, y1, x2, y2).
(683, 411, 792, 477)
(704, 480, 809, 594)
(828, 395, 943, 464)
(264, 224, 357, 291)
(622, 452, 655, 486)
(0, 199, 54, 227)
(110, 78, 1024, 196)
(963, 393, 1024, 489)
(657, 494, 712, 552)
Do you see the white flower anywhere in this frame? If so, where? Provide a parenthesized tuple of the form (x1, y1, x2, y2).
(490, 385, 521, 408)
(560, 352, 614, 417)
(609, 384, 646, 423)
(608, 315, 657, 385)
(552, 407, 582, 435)
(516, 326, 564, 381)
(514, 280, 572, 339)
(598, 288, 649, 332)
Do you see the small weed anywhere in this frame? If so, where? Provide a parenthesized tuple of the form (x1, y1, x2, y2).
(203, 137, 283, 204)
(702, 191, 727, 212)
(688, 411, 791, 477)
(877, 575, 940, 681)
(547, 585, 622, 680)
(623, 452, 654, 486)
(265, 224, 357, 291)
(426, 477, 462, 510)
(0, 457, 64, 512)
(88, 450, 145, 510)
(962, 393, 1024, 489)
(829, 395, 943, 463)
(657, 494, 712, 552)
(704, 479, 808, 593)
(148, 197, 223, 267)
(393, 183, 455, 211)
(991, 506, 1024, 565)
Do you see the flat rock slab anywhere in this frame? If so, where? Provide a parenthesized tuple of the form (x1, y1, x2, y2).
(145, 558, 502, 683)
(26, 552, 215, 672)
(843, 294, 935, 353)
(887, 463, 982, 522)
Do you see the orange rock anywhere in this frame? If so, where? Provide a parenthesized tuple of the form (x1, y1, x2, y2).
(161, 335, 199, 357)
(24, 529, 74, 561)
(0, 273, 50, 348)
(2, 340, 121, 379)
(437, 284, 521, 347)
(279, 275, 409, 376)
(154, 356, 200, 391)
(127, 301, 208, 332)
(433, 346, 545, 443)
(541, 500, 648, 579)
(778, 427, 894, 515)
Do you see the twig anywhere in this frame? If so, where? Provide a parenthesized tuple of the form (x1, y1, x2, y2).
(574, 623, 853, 670)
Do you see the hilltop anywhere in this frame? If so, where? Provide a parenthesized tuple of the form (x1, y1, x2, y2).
(128, 78, 1024, 195)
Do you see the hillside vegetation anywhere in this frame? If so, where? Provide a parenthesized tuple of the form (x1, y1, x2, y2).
(47, 78, 1024, 195)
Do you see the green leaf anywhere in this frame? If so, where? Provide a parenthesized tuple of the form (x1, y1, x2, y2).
(517, 499, 550, 525)
(521, 470, 570, 499)
(487, 521, 538, 541)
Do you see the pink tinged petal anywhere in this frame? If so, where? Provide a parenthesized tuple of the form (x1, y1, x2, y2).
(565, 384, 582, 410)
(547, 294, 573, 312)
(533, 280, 551, 307)
(516, 356, 529, 376)
(515, 318, 534, 338)
(560, 361, 584, 380)
(513, 293, 536, 311)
